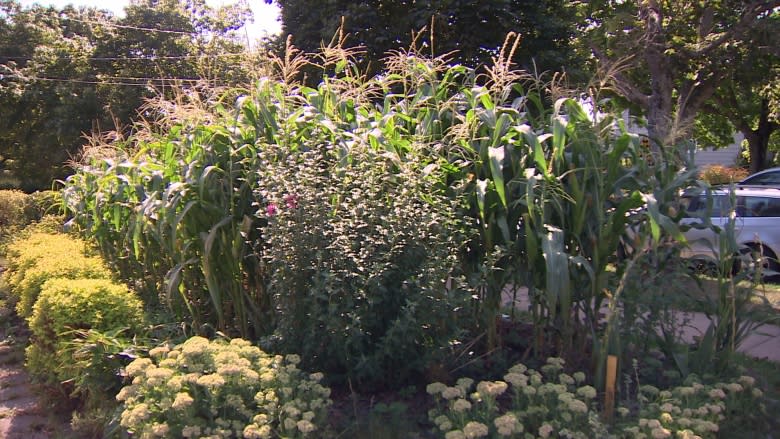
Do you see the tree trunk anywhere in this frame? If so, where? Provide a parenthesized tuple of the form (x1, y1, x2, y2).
(743, 99, 777, 174)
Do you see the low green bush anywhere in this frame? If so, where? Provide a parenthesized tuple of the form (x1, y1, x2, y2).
(25, 277, 145, 397)
(116, 336, 332, 439)
(24, 190, 63, 222)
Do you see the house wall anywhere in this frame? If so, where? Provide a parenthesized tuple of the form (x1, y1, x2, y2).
(693, 133, 743, 168)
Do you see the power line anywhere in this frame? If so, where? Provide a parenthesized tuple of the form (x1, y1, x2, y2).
(1, 52, 250, 62)
(61, 16, 196, 36)
(3, 73, 230, 87)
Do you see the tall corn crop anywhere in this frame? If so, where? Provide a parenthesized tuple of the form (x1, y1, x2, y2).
(64, 42, 693, 372)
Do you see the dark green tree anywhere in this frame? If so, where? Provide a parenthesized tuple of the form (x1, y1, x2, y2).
(266, 0, 582, 76)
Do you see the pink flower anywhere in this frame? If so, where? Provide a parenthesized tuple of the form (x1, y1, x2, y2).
(266, 203, 278, 217)
(284, 194, 298, 209)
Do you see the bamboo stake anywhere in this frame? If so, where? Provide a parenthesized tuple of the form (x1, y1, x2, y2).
(604, 354, 618, 422)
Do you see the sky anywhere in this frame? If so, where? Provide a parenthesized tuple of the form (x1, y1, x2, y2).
(18, 0, 282, 41)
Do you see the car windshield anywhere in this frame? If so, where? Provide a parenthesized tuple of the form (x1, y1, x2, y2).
(741, 170, 780, 186)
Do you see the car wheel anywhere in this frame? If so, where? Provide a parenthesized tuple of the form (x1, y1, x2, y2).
(737, 244, 780, 278)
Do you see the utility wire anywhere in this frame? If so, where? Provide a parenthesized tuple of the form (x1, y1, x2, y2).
(0, 53, 250, 62)
(3, 73, 229, 87)
(61, 16, 196, 35)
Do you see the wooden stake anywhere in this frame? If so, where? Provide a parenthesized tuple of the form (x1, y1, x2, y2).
(604, 355, 618, 422)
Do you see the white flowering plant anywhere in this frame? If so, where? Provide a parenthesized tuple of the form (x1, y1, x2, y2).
(427, 357, 606, 439)
(427, 358, 765, 439)
(621, 375, 765, 439)
(116, 336, 332, 438)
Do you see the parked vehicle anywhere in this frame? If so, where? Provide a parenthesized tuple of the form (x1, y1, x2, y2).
(738, 167, 780, 186)
(680, 186, 780, 276)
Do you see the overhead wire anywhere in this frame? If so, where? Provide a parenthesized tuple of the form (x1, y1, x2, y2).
(2, 73, 231, 87)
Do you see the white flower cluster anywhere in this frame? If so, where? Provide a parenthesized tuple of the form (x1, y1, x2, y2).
(117, 337, 332, 438)
(428, 359, 765, 439)
(427, 357, 600, 438)
(631, 374, 764, 439)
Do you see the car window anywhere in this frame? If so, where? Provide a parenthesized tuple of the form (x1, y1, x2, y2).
(742, 196, 780, 217)
(684, 194, 730, 217)
(742, 171, 780, 185)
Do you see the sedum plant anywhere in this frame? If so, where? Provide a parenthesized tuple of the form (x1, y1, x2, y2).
(116, 336, 332, 439)
(427, 358, 766, 439)
(427, 357, 606, 439)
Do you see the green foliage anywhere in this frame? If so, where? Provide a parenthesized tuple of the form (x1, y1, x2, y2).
(25, 277, 145, 398)
(116, 336, 332, 439)
(583, 1, 779, 149)
(2, 231, 111, 318)
(24, 190, 64, 221)
(260, 142, 469, 388)
(0, 0, 257, 191)
(63, 89, 269, 336)
(61, 44, 692, 392)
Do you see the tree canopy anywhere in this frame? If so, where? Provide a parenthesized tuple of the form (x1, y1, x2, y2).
(265, 0, 583, 77)
(0, 0, 253, 191)
(585, 0, 780, 159)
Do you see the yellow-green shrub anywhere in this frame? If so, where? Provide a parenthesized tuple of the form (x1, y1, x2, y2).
(26, 278, 145, 393)
(0, 189, 28, 235)
(2, 231, 110, 318)
(15, 254, 111, 318)
(3, 232, 90, 283)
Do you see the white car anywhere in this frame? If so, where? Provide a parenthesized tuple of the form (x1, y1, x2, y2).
(681, 186, 780, 275)
(738, 167, 780, 186)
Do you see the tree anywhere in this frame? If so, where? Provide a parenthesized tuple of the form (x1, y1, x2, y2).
(0, 0, 255, 191)
(695, 12, 779, 172)
(266, 0, 582, 77)
(0, 2, 106, 190)
(586, 0, 780, 150)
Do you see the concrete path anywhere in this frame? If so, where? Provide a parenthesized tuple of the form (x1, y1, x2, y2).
(502, 287, 780, 362)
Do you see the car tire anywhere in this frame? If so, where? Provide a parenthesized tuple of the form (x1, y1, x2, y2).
(737, 244, 780, 278)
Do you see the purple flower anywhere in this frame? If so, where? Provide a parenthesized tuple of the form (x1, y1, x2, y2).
(283, 193, 298, 209)
(266, 203, 278, 217)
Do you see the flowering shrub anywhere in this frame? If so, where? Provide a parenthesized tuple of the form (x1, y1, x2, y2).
(428, 358, 765, 439)
(428, 357, 606, 439)
(117, 336, 333, 438)
(259, 144, 470, 389)
(699, 165, 748, 185)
